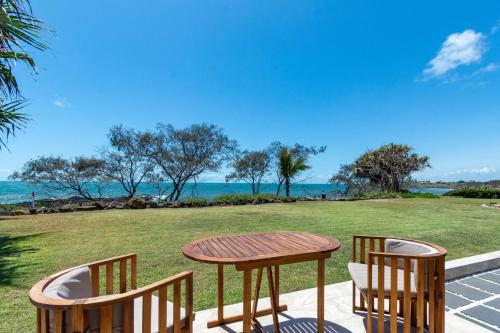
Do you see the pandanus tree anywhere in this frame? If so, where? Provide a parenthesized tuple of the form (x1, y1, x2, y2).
(0, 0, 46, 149)
(279, 148, 311, 197)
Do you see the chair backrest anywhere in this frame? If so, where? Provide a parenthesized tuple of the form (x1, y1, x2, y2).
(30, 254, 193, 333)
(384, 238, 439, 289)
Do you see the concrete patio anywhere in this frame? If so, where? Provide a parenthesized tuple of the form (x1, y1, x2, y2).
(193, 252, 500, 333)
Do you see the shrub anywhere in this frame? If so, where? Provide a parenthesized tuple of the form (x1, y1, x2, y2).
(400, 192, 440, 199)
(214, 193, 291, 205)
(443, 187, 500, 199)
(358, 192, 401, 199)
(182, 198, 209, 207)
(357, 191, 440, 200)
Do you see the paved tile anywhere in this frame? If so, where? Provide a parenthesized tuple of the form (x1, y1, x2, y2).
(445, 291, 472, 309)
(455, 313, 500, 333)
(461, 277, 500, 294)
(446, 281, 492, 301)
(462, 305, 500, 329)
(479, 272, 500, 284)
(485, 298, 500, 310)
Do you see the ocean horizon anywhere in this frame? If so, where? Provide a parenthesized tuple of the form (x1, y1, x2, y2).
(0, 181, 451, 204)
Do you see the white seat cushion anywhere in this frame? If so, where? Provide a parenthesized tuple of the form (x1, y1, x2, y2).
(348, 262, 417, 297)
(43, 267, 92, 333)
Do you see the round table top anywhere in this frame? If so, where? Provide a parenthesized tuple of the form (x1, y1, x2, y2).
(182, 231, 341, 266)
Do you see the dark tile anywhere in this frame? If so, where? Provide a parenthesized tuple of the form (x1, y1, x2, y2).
(479, 272, 500, 284)
(455, 313, 500, 333)
(485, 298, 500, 310)
(445, 291, 472, 309)
(446, 282, 492, 301)
(462, 305, 500, 328)
(462, 277, 500, 294)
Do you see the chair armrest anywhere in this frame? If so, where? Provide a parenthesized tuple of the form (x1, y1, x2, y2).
(83, 271, 193, 307)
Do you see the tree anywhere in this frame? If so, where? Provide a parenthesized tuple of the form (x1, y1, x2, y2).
(141, 123, 237, 201)
(329, 163, 371, 196)
(0, 0, 46, 149)
(279, 148, 311, 197)
(100, 125, 154, 198)
(270, 142, 326, 195)
(10, 156, 108, 200)
(226, 149, 272, 194)
(353, 143, 430, 192)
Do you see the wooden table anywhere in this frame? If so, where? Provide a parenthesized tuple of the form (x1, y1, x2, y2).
(182, 231, 340, 333)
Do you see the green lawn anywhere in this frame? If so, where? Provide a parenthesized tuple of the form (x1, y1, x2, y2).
(1, 197, 499, 332)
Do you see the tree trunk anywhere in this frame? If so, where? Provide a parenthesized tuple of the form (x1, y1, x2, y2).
(285, 178, 290, 197)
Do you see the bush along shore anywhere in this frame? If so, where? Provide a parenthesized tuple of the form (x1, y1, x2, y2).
(0, 191, 444, 216)
(0, 194, 299, 216)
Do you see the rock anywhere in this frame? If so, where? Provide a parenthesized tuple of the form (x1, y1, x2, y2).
(0, 210, 14, 216)
(29, 208, 38, 215)
(14, 209, 28, 215)
(148, 201, 158, 208)
(94, 201, 107, 210)
(76, 206, 99, 212)
(59, 205, 75, 213)
(170, 201, 182, 208)
(127, 197, 147, 209)
(157, 203, 165, 208)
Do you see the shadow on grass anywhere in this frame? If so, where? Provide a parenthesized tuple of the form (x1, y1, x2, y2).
(0, 233, 42, 286)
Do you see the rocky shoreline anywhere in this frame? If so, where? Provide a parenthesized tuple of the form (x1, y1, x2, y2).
(1, 195, 317, 216)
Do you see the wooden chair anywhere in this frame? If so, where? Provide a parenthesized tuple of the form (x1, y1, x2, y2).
(29, 253, 194, 333)
(349, 236, 446, 333)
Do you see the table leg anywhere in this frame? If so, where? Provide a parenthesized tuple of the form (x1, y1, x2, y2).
(317, 259, 325, 333)
(267, 267, 280, 333)
(243, 270, 252, 333)
(252, 269, 264, 319)
(218, 264, 224, 322)
(275, 265, 280, 306)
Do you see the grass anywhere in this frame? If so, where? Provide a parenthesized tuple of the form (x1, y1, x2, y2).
(1, 197, 499, 331)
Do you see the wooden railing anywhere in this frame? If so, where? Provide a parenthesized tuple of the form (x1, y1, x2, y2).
(30, 254, 194, 333)
(351, 236, 446, 333)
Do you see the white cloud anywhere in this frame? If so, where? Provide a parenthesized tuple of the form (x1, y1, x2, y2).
(423, 30, 486, 79)
(448, 167, 497, 175)
(475, 62, 499, 74)
(53, 96, 71, 108)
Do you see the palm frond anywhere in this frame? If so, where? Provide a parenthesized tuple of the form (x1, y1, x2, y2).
(0, 98, 28, 149)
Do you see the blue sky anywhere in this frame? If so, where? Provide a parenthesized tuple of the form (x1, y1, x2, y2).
(2, 0, 500, 182)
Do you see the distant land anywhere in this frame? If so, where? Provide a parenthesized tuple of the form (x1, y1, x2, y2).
(416, 180, 500, 189)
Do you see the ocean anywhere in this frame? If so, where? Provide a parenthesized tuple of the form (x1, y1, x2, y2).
(0, 181, 451, 204)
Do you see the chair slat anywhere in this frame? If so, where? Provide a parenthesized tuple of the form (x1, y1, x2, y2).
(428, 259, 436, 333)
(417, 260, 425, 333)
(367, 254, 373, 333)
(403, 258, 411, 333)
(159, 288, 167, 333)
(360, 238, 365, 263)
(120, 259, 127, 293)
(142, 292, 152, 333)
(377, 255, 385, 333)
(123, 299, 134, 333)
(91, 265, 100, 297)
(53, 309, 63, 333)
(40, 308, 48, 333)
(390, 257, 398, 333)
(71, 305, 85, 333)
(174, 281, 181, 333)
(131, 256, 138, 289)
(186, 273, 194, 333)
(101, 304, 113, 333)
(106, 262, 114, 295)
